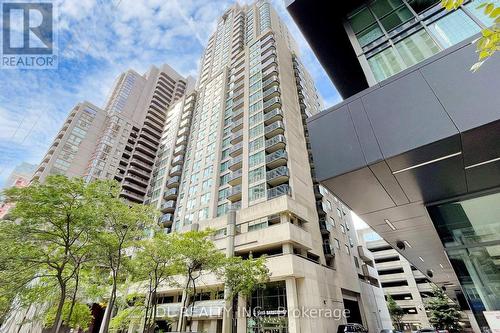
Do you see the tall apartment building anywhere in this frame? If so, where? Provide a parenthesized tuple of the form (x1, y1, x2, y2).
(288, 0, 500, 331)
(139, 2, 389, 333)
(32, 65, 193, 205)
(357, 228, 432, 331)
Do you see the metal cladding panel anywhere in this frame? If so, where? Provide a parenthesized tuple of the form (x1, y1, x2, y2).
(307, 105, 366, 180)
(420, 44, 500, 132)
(360, 70, 459, 160)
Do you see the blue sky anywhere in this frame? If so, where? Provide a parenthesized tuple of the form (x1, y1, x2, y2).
(0, 0, 341, 188)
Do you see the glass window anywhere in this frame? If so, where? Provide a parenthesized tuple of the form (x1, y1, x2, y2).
(379, 6, 414, 31)
(349, 7, 377, 34)
(249, 151, 265, 168)
(368, 46, 406, 82)
(249, 183, 266, 201)
(408, 0, 440, 14)
(465, 0, 497, 27)
(395, 29, 441, 67)
(370, 0, 404, 17)
(428, 10, 481, 48)
(249, 166, 265, 184)
(357, 24, 384, 47)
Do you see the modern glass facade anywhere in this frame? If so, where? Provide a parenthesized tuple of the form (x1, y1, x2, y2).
(347, 0, 491, 82)
(428, 192, 500, 330)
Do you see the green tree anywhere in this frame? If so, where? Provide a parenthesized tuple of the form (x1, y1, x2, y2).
(223, 255, 270, 299)
(132, 232, 178, 333)
(90, 180, 159, 333)
(44, 301, 93, 331)
(387, 295, 404, 330)
(0, 176, 102, 333)
(168, 230, 226, 332)
(426, 286, 462, 332)
(441, 0, 499, 70)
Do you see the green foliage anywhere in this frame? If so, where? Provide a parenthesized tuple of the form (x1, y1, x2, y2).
(441, 0, 499, 71)
(109, 306, 144, 331)
(223, 255, 270, 299)
(387, 295, 404, 330)
(426, 286, 462, 332)
(44, 302, 93, 330)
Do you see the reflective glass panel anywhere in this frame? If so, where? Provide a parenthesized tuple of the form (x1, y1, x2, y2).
(428, 10, 481, 48)
(395, 29, 441, 66)
(368, 46, 406, 81)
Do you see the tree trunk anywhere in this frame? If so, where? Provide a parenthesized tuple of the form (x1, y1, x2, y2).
(66, 266, 80, 326)
(99, 282, 116, 333)
(52, 283, 66, 333)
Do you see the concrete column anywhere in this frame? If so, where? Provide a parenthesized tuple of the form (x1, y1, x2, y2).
(190, 319, 199, 332)
(283, 243, 294, 254)
(222, 210, 236, 333)
(236, 294, 247, 333)
(286, 277, 301, 333)
(208, 319, 219, 333)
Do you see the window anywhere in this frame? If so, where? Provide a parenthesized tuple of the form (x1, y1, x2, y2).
(340, 224, 346, 234)
(249, 166, 265, 183)
(334, 238, 340, 249)
(345, 244, 351, 255)
(249, 183, 266, 201)
(249, 137, 264, 152)
(408, 0, 439, 14)
(218, 188, 230, 201)
(428, 10, 481, 48)
(395, 29, 440, 67)
(466, 0, 497, 27)
(329, 216, 336, 227)
(198, 208, 208, 220)
(200, 192, 210, 204)
(368, 46, 405, 82)
(249, 124, 264, 139)
(326, 200, 332, 211)
(249, 151, 265, 168)
(202, 179, 213, 191)
(337, 208, 342, 218)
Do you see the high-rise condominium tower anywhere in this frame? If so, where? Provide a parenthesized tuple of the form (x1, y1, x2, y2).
(142, 2, 389, 333)
(32, 65, 192, 204)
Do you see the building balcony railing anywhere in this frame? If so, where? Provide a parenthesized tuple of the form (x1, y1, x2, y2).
(159, 213, 174, 227)
(173, 145, 186, 156)
(164, 188, 178, 200)
(263, 96, 281, 112)
(231, 107, 244, 121)
(262, 75, 279, 90)
(124, 174, 149, 187)
(229, 142, 243, 157)
(228, 169, 243, 186)
(130, 159, 153, 172)
(266, 166, 289, 186)
(264, 109, 283, 126)
(122, 181, 146, 194)
(267, 184, 291, 200)
(161, 200, 176, 213)
(231, 118, 243, 132)
(263, 85, 280, 101)
(132, 151, 154, 164)
(229, 156, 243, 171)
(265, 134, 286, 153)
(169, 165, 182, 177)
(135, 143, 156, 157)
(261, 56, 278, 73)
(120, 189, 144, 203)
(230, 130, 243, 144)
(266, 149, 288, 168)
(262, 65, 279, 80)
(323, 242, 335, 258)
(228, 185, 242, 202)
(264, 121, 285, 139)
(171, 155, 184, 166)
(176, 135, 188, 146)
(166, 176, 180, 188)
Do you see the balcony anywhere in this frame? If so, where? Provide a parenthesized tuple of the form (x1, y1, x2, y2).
(362, 264, 378, 280)
(232, 107, 244, 121)
(130, 159, 153, 172)
(267, 184, 291, 200)
(176, 135, 188, 146)
(169, 165, 182, 176)
(228, 170, 243, 186)
(171, 155, 184, 166)
(264, 121, 285, 138)
(161, 200, 176, 213)
(231, 118, 243, 132)
(133, 151, 154, 164)
(137, 136, 156, 151)
(266, 149, 288, 169)
(264, 109, 283, 126)
(229, 142, 243, 157)
(262, 75, 279, 90)
(173, 145, 186, 156)
(159, 213, 174, 227)
(261, 56, 278, 73)
(227, 185, 242, 202)
(166, 176, 180, 188)
(135, 143, 156, 157)
(124, 174, 149, 187)
(128, 165, 149, 178)
(229, 156, 243, 171)
(164, 188, 178, 200)
(265, 135, 286, 153)
(323, 242, 335, 258)
(263, 97, 281, 112)
(120, 189, 144, 203)
(230, 130, 243, 144)
(262, 65, 278, 80)
(357, 246, 375, 264)
(122, 180, 146, 194)
(319, 217, 330, 235)
(266, 166, 289, 186)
